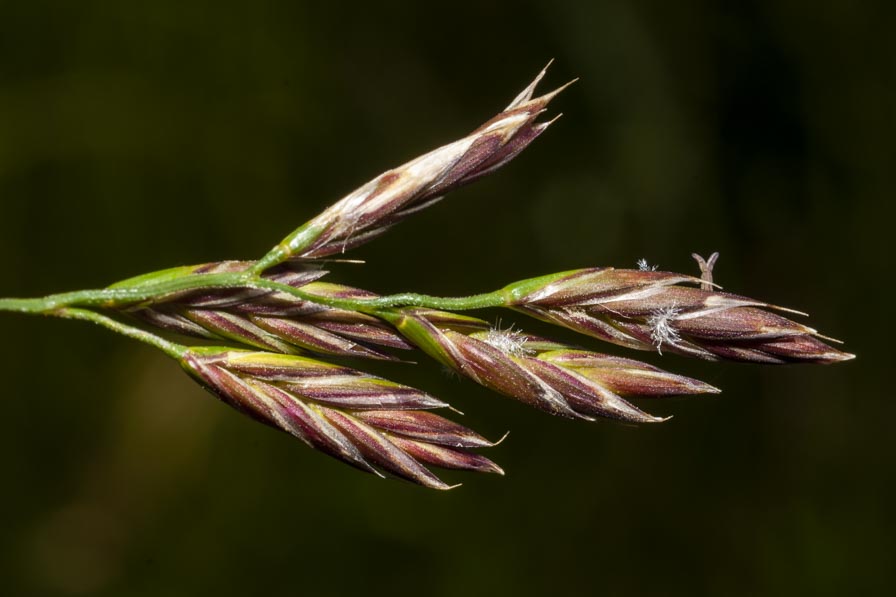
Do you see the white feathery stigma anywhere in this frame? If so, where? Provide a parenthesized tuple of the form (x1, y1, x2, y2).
(647, 306, 682, 355)
(637, 258, 658, 272)
(482, 325, 533, 357)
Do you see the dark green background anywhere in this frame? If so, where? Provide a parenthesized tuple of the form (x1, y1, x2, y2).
(0, 1, 890, 595)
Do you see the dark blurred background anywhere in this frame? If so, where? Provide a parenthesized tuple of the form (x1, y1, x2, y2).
(0, 1, 891, 595)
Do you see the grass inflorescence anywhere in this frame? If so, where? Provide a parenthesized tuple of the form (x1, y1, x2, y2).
(0, 64, 853, 489)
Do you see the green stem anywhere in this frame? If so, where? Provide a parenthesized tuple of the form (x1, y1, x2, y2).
(251, 280, 509, 312)
(0, 272, 256, 313)
(249, 221, 329, 274)
(0, 273, 512, 315)
(51, 308, 187, 359)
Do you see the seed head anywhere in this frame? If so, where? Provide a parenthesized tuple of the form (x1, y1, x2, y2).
(180, 347, 502, 489)
(287, 64, 571, 258)
(391, 309, 718, 423)
(506, 268, 854, 364)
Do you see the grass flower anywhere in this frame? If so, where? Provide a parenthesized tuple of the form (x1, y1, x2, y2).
(504, 268, 854, 363)
(255, 63, 570, 265)
(183, 347, 502, 489)
(388, 309, 717, 422)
